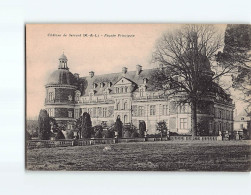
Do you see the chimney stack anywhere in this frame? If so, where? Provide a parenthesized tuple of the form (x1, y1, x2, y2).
(122, 67, 128, 74)
(136, 64, 142, 75)
(89, 71, 94, 78)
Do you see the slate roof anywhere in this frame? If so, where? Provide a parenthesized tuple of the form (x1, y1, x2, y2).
(79, 68, 157, 96)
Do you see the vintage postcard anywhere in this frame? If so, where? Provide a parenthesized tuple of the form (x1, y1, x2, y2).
(25, 24, 251, 171)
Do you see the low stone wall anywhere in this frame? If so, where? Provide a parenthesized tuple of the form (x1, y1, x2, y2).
(27, 139, 75, 149)
(169, 136, 220, 141)
(27, 136, 223, 149)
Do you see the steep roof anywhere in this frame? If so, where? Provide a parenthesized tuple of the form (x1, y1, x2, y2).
(79, 68, 156, 96)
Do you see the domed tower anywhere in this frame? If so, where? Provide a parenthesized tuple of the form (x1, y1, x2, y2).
(45, 53, 77, 129)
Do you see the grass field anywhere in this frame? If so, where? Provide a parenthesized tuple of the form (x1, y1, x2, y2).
(26, 140, 251, 171)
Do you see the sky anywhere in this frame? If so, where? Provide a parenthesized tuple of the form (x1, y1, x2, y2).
(26, 24, 246, 119)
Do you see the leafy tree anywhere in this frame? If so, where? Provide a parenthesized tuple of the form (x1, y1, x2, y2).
(216, 24, 251, 108)
(139, 120, 146, 137)
(81, 112, 92, 139)
(156, 121, 168, 138)
(38, 109, 51, 140)
(150, 24, 228, 136)
(114, 115, 123, 138)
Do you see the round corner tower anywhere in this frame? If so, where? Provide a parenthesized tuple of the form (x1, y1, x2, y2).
(44, 53, 77, 128)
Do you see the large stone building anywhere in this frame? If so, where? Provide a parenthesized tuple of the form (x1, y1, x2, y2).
(45, 53, 235, 135)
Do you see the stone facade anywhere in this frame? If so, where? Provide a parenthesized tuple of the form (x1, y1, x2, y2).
(44, 53, 235, 135)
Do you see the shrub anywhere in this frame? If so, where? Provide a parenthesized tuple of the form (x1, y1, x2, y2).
(55, 130, 65, 140)
(131, 131, 139, 138)
(95, 130, 103, 138)
(139, 121, 146, 137)
(104, 130, 114, 138)
(38, 109, 51, 140)
(67, 130, 74, 139)
(124, 131, 131, 138)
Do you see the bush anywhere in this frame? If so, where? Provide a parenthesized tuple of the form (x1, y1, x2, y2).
(124, 131, 131, 138)
(55, 130, 65, 140)
(131, 131, 139, 138)
(103, 130, 114, 138)
(67, 130, 74, 139)
(95, 130, 103, 138)
(139, 121, 146, 137)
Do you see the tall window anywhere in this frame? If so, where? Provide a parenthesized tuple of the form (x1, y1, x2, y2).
(116, 102, 120, 110)
(219, 122, 222, 131)
(180, 118, 187, 129)
(68, 111, 73, 118)
(138, 106, 144, 116)
(121, 87, 124, 93)
(219, 109, 222, 119)
(163, 105, 168, 115)
(75, 109, 79, 119)
(124, 101, 128, 110)
(125, 86, 128, 93)
(48, 109, 53, 117)
(48, 92, 54, 101)
(150, 105, 156, 116)
(102, 108, 107, 117)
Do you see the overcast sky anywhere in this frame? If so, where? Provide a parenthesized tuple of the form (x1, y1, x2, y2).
(26, 24, 246, 119)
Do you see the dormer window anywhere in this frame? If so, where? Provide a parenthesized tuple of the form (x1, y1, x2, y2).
(100, 82, 105, 88)
(108, 82, 112, 87)
(93, 83, 97, 89)
(140, 89, 143, 97)
(89, 93, 94, 101)
(143, 78, 148, 84)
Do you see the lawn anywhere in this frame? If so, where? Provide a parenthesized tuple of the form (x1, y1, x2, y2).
(26, 140, 251, 171)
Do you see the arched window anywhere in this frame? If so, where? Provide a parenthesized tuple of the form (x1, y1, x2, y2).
(117, 101, 120, 110)
(121, 87, 124, 93)
(124, 101, 128, 110)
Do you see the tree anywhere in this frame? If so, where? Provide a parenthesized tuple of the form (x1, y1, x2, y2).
(81, 112, 92, 139)
(150, 24, 226, 136)
(38, 109, 51, 140)
(156, 121, 168, 138)
(114, 115, 123, 138)
(139, 120, 146, 137)
(216, 24, 251, 109)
